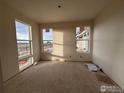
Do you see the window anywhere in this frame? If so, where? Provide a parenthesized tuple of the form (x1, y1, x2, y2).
(76, 26, 90, 53)
(15, 20, 33, 70)
(42, 28, 53, 53)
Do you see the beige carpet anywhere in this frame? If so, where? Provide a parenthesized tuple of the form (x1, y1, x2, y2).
(3, 61, 119, 93)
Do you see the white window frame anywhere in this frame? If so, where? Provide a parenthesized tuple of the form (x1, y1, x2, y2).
(76, 26, 91, 53)
(15, 19, 33, 71)
(42, 28, 53, 54)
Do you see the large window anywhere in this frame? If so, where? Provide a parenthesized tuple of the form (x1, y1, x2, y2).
(76, 26, 90, 53)
(42, 28, 53, 53)
(15, 20, 33, 70)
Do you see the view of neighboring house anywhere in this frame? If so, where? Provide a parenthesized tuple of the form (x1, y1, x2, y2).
(76, 26, 90, 52)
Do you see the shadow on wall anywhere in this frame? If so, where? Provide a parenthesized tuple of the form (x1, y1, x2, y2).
(52, 31, 64, 56)
(41, 27, 75, 61)
(51, 30, 64, 61)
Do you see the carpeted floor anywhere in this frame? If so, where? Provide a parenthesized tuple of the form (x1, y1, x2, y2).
(3, 61, 120, 93)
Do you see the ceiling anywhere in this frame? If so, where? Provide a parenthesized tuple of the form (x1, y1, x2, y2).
(4, 0, 111, 23)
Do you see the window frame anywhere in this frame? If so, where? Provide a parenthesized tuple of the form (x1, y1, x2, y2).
(76, 26, 91, 53)
(15, 19, 33, 70)
(42, 28, 53, 54)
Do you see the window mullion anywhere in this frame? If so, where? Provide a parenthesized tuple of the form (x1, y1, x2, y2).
(29, 41, 32, 55)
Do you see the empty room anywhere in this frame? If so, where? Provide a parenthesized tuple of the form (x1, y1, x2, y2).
(0, 0, 124, 93)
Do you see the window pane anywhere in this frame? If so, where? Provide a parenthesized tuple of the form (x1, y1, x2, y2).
(76, 26, 90, 53)
(42, 28, 53, 53)
(19, 57, 33, 71)
(76, 27, 90, 40)
(17, 41, 31, 58)
(76, 40, 89, 52)
(15, 20, 33, 71)
(43, 28, 53, 40)
(15, 21, 30, 40)
(43, 40, 53, 53)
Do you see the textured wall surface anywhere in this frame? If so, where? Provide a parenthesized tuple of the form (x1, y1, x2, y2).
(0, 1, 40, 81)
(0, 1, 4, 92)
(93, 0, 124, 89)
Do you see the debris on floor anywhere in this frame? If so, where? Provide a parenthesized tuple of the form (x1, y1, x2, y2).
(33, 62, 38, 66)
(85, 63, 101, 72)
(95, 71, 115, 85)
(84, 63, 116, 85)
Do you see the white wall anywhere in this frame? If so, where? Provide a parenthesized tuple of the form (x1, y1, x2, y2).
(0, 1, 4, 92)
(0, 60, 3, 93)
(0, 1, 40, 81)
(93, 0, 124, 89)
(40, 21, 93, 62)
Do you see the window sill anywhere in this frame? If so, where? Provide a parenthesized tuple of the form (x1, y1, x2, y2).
(77, 51, 90, 54)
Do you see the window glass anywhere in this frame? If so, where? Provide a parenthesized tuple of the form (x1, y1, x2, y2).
(15, 20, 33, 70)
(15, 21, 30, 40)
(76, 26, 90, 53)
(19, 57, 33, 71)
(42, 28, 53, 53)
(17, 41, 30, 58)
